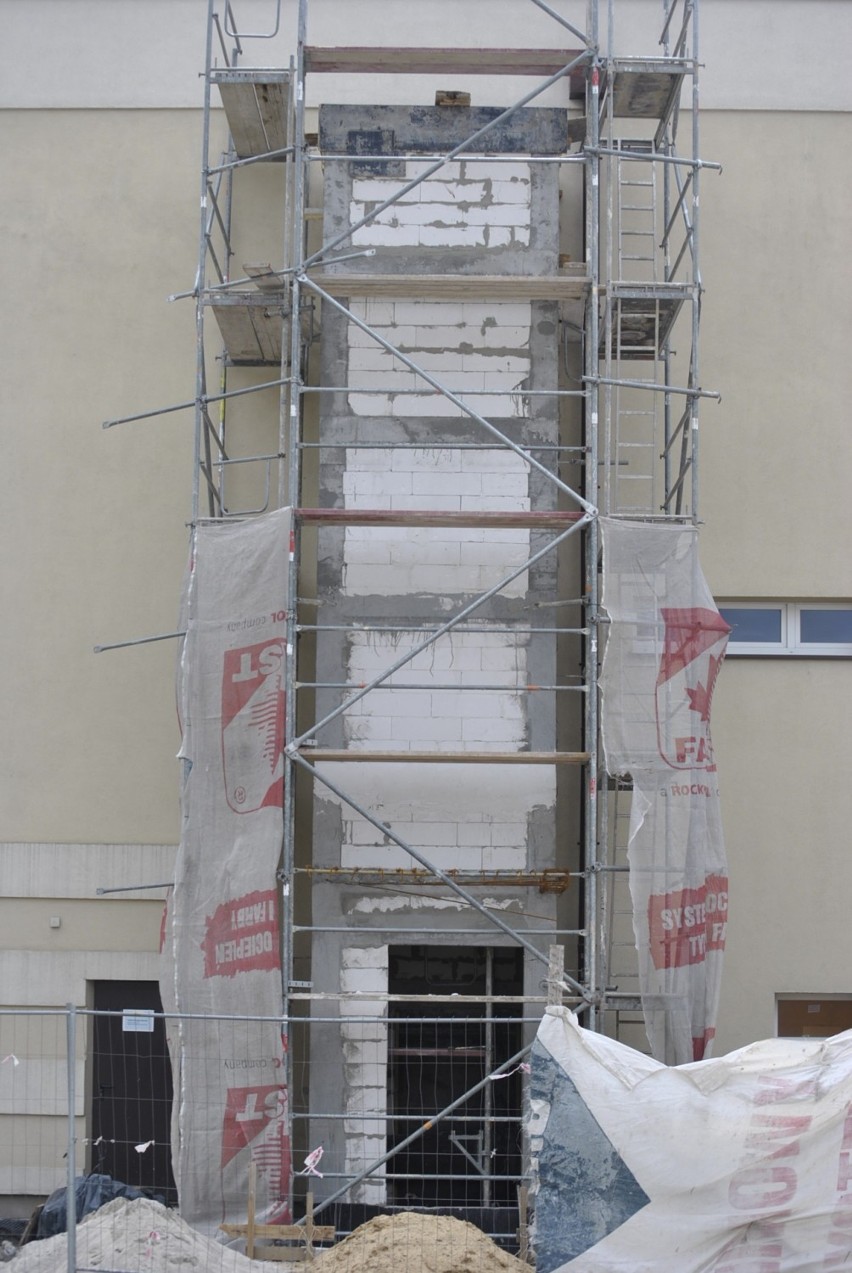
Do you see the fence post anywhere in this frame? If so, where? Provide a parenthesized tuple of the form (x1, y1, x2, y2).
(66, 1004, 77, 1273)
(547, 945, 565, 1005)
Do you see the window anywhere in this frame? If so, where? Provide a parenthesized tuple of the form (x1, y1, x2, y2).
(718, 603, 852, 656)
(777, 996, 852, 1039)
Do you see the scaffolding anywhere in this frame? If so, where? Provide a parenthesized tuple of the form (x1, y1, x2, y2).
(106, 0, 715, 1240)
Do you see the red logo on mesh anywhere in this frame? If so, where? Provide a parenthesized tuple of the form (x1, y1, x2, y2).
(221, 640, 285, 812)
(647, 874, 729, 971)
(656, 607, 730, 771)
(202, 889, 279, 979)
(221, 1084, 288, 1168)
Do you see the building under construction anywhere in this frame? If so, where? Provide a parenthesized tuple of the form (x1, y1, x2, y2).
(157, 0, 712, 1230)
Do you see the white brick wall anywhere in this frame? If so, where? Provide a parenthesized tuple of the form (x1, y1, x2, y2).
(340, 945, 388, 1204)
(346, 630, 527, 751)
(346, 298, 532, 420)
(349, 158, 531, 250)
(342, 447, 530, 596)
(324, 142, 560, 1184)
(317, 762, 555, 873)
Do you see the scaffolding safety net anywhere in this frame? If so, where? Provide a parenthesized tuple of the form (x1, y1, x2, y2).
(599, 519, 730, 1064)
(162, 507, 293, 1230)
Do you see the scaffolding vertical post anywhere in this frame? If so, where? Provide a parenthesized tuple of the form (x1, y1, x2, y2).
(690, 0, 701, 522)
(583, 0, 602, 1031)
(600, 12, 614, 519)
(661, 0, 674, 503)
(281, 0, 309, 1216)
(482, 948, 494, 1209)
(193, 0, 219, 528)
(278, 53, 297, 511)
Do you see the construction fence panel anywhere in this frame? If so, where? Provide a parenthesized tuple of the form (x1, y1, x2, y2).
(0, 1008, 537, 1271)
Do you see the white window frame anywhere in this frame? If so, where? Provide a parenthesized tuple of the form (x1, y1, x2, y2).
(718, 602, 852, 657)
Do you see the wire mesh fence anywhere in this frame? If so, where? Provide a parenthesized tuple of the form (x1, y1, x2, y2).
(0, 1006, 537, 1271)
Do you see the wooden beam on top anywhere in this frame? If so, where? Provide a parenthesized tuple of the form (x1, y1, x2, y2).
(304, 46, 586, 81)
(299, 749, 589, 765)
(309, 272, 588, 301)
(296, 509, 585, 530)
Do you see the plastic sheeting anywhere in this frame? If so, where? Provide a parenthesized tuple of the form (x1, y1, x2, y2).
(162, 507, 292, 1231)
(599, 519, 730, 1063)
(37, 1175, 146, 1238)
(530, 1007, 852, 1272)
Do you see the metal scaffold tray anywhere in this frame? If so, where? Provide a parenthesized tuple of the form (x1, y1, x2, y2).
(210, 68, 291, 159)
(605, 291, 686, 359)
(209, 291, 286, 365)
(606, 59, 692, 124)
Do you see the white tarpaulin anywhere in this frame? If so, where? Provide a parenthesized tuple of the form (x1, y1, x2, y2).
(162, 506, 292, 1231)
(530, 1006, 852, 1272)
(599, 519, 730, 1064)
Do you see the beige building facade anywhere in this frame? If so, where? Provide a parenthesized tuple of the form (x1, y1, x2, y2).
(2, 0, 851, 1215)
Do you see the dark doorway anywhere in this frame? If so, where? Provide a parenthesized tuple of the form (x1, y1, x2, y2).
(90, 981, 176, 1204)
(387, 946, 523, 1209)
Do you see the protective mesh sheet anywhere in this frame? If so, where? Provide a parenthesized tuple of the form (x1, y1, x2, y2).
(162, 507, 292, 1229)
(599, 519, 730, 1063)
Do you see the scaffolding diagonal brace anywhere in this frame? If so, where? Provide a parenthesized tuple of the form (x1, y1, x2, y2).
(290, 516, 591, 747)
(291, 750, 587, 996)
(300, 277, 595, 512)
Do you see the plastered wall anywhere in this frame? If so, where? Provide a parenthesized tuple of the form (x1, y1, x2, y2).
(0, 845, 172, 1200)
(699, 111, 852, 599)
(712, 660, 852, 1053)
(3, 1, 851, 113)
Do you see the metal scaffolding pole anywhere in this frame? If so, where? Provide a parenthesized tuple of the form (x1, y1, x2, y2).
(583, 0, 602, 1032)
(280, 0, 309, 1198)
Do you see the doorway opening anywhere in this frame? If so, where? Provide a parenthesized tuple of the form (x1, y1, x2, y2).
(90, 981, 176, 1204)
(387, 946, 523, 1209)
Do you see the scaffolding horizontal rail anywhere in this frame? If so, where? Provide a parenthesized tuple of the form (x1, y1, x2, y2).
(296, 508, 586, 530)
(301, 867, 571, 890)
(297, 748, 589, 764)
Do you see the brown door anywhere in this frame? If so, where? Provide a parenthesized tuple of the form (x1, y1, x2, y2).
(777, 998, 852, 1038)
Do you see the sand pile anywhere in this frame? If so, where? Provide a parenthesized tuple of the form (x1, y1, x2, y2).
(9, 1198, 530, 1273)
(315, 1211, 529, 1273)
(9, 1197, 262, 1273)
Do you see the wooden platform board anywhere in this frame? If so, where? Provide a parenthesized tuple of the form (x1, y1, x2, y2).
(305, 45, 587, 93)
(299, 749, 590, 765)
(309, 271, 588, 301)
(297, 508, 585, 529)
